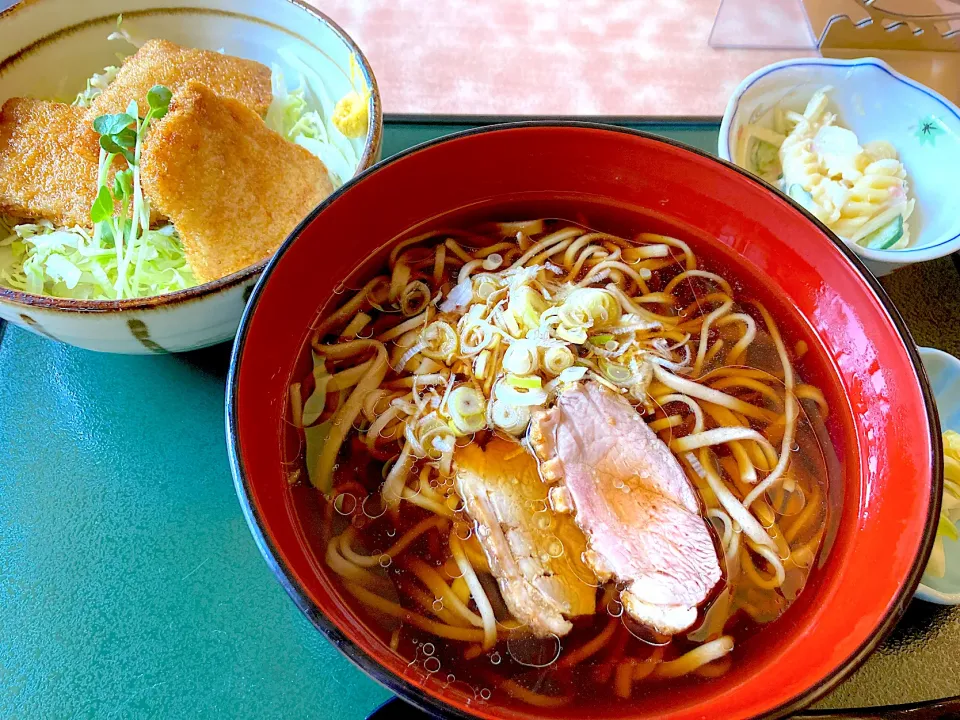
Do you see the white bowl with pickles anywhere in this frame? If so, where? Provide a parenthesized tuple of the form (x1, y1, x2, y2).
(0, 0, 382, 353)
(719, 58, 960, 276)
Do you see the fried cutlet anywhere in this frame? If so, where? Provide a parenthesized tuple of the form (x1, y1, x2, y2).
(0, 98, 101, 227)
(77, 39, 272, 161)
(140, 81, 333, 282)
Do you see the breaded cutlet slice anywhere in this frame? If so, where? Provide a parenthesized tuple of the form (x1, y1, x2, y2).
(0, 98, 101, 227)
(140, 81, 333, 282)
(76, 38, 272, 160)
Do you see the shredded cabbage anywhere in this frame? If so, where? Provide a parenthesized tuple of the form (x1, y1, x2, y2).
(0, 220, 195, 299)
(72, 16, 138, 108)
(266, 45, 370, 188)
(73, 65, 120, 108)
(1, 21, 368, 300)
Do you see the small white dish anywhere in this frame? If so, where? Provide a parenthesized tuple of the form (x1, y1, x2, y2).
(719, 58, 960, 277)
(917, 346, 960, 605)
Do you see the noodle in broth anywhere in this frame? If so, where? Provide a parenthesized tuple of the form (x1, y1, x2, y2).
(288, 218, 832, 708)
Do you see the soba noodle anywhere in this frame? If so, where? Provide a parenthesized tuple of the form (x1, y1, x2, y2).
(289, 219, 831, 707)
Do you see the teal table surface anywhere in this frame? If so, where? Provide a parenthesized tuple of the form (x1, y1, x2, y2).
(2, 120, 959, 719)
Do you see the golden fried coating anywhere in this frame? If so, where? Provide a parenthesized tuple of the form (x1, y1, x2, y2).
(140, 81, 333, 282)
(77, 39, 272, 160)
(0, 98, 100, 227)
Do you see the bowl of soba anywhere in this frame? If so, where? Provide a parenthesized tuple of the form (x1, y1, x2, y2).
(227, 123, 941, 719)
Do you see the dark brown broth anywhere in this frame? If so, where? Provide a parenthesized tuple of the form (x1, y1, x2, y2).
(289, 214, 839, 710)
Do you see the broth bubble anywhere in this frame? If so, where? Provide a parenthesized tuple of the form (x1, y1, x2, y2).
(422, 643, 435, 656)
(379, 555, 392, 568)
(432, 599, 444, 613)
(506, 634, 562, 668)
(424, 657, 441, 674)
(480, 689, 492, 701)
(386, 528, 397, 538)
(489, 651, 501, 665)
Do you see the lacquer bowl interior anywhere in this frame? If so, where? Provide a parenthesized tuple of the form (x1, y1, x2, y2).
(228, 123, 940, 720)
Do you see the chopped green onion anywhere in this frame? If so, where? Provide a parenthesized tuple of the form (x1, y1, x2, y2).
(447, 386, 486, 435)
(603, 361, 633, 384)
(505, 374, 542, 390)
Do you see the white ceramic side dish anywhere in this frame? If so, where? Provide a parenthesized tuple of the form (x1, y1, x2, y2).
(917, 346, 960, 605)
(719, 58, 960, 277)
(0, 0, 382, 354)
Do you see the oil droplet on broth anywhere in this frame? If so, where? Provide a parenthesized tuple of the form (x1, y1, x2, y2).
(333, 493, 357, 515)
(622, 615, 672, 646)
(363, 494, 387, 519)
(766, 483, 806, 517)
(379, 555, 392, 568)
(547, 538, 564, 558)
(606, 598, 624, 618)
(535, 513, 554, 532)
(446, 495, 463, 513)
(422, 643, 436, 656)
(424, 657, 441, 674)
(480, 688, 492, 701)
(506, 634, 562, 668)
(386, 528, 397, 538)
(489, 651, 502, 665)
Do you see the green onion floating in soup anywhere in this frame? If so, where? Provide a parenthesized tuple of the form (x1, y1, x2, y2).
(288, 219, 834, 708)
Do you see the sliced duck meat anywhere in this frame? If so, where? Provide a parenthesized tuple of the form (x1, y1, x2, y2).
(454, 438, 597, 637)
(530, 382, 722, 635)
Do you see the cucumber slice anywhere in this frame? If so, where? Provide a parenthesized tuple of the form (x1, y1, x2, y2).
(787, 183, 816, 212)
(752, 140, 779, 175)
(862, 215, 904, 250)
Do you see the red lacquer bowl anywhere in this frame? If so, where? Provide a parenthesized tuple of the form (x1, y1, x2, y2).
(226, 123, 942, 719)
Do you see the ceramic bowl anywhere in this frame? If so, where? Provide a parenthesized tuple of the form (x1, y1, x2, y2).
(227, 123, 941, 719)
(719, 57, 960, 277)
(917, 346, 960, 605)
(0, 0, 382, 354)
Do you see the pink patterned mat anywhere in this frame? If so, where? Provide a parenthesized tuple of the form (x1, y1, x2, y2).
(309, 0, 817, 117)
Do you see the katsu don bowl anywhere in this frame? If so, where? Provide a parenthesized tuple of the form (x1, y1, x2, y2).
(227, 123, 941, 719)
(0, 0, 381, 353)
